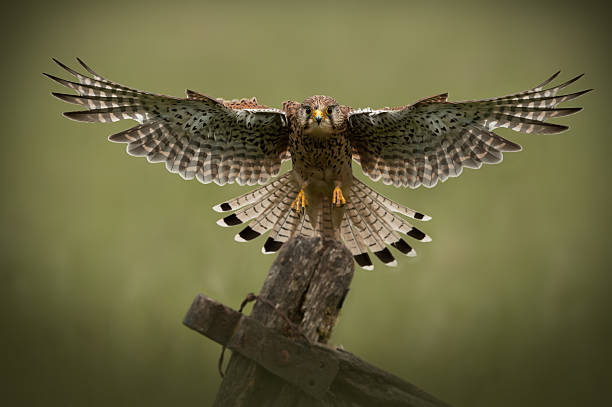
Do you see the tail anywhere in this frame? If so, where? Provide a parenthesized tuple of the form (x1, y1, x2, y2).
(214, 172, 432, 269)
(214, 172, 307, 253)
(339, 177, 431, 270)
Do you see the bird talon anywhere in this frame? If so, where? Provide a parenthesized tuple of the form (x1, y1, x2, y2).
(332, 186, 346, 207)
(291, 189, 307, 213)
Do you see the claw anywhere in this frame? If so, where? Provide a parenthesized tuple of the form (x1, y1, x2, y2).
(332, 186, 346, 207)
(291, 189, 307, 213)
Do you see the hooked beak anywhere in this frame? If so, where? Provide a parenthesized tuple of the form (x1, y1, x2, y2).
(313, 109, 324, 125)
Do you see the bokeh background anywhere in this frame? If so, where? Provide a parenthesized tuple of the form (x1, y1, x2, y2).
(2, 0, 610, 405)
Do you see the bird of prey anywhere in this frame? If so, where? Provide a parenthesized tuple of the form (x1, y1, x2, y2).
(46, 59, 590, 270)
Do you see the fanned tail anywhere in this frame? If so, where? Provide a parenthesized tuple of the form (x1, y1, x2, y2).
(214, 172, 433, 269)
(341, 177, 432, 270)
(215, 173, 299, 243)
(213, 173, 293, 213)
(215, 171, 308, 254)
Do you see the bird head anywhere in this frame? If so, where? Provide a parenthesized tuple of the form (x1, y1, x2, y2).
(299, 95, 346, 136)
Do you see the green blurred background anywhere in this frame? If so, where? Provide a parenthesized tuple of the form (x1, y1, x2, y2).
(2, 0, 610, 405)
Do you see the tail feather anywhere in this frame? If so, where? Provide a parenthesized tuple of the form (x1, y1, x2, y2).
(212, 173, 301, 254)
(342, 177, 434, 268)
(353, 178, 431, 221)
(350, 187, 397, 246)
(352, 180, 432, 243)
(234, 193, 294, 242)
(216, 183, 283, 227)
(313, 195, 337, 238)
(344, 201, 376, 269)
(263, 201, 302, 254)
(340, 209, 373, 270)
(213, 173, 292, 212)
(213, 172, 432, 269)
(261, 198, 296, 254)
(350, 184, 416, 258)
(346, 197, 396, 267)
(350, 187, 400, 267)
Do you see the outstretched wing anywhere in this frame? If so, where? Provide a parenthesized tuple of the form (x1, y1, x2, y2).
(46, 58, 291, 186)
(347, 72, 591, 188)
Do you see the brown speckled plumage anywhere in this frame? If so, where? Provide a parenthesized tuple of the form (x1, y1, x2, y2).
(47, 59, 591, 269)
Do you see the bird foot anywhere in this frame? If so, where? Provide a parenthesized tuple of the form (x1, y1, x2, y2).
(332, 186, 346, 207)
(291, 189, 307, 213)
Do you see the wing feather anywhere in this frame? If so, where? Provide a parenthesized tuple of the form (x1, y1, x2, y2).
(348, 73, 591, 188)
(46, 59, 290, 186)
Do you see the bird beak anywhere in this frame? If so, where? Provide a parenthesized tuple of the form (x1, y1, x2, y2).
(314, 109, 324, 125)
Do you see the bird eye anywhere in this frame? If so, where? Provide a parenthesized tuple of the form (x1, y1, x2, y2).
(326, 107, 333, 115)
(305, 107, 312, 115)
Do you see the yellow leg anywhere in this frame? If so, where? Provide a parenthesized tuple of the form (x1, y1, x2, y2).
(291, 189, 307, 213)
(332, 186, 346, 207)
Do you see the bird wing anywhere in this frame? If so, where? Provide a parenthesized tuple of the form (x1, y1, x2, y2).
(46, 58, 291, 186)
(347, 72, 591, 188)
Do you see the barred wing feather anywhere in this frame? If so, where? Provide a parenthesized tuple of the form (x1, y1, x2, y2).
(46, 58, 291, 186)
(348, 72, 591, 188)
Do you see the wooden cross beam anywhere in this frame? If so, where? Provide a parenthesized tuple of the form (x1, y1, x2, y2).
(184, 294, 339, 398)
(183, 236, 452, 407)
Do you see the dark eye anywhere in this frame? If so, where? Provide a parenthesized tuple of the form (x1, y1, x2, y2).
(305, 107, 311, 115)
(326, 107, 333, 115)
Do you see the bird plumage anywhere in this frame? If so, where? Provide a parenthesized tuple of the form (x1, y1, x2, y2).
(46, 59, 590, 269)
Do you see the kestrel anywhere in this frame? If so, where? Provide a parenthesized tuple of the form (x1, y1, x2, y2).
(46, 59, 590, 269)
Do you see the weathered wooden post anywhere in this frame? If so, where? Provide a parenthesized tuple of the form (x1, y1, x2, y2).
(183, 236, 452, 406)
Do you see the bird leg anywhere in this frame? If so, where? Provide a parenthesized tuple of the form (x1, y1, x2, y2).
(332, 185, 346, 207)
(291, 189, 307, 213)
